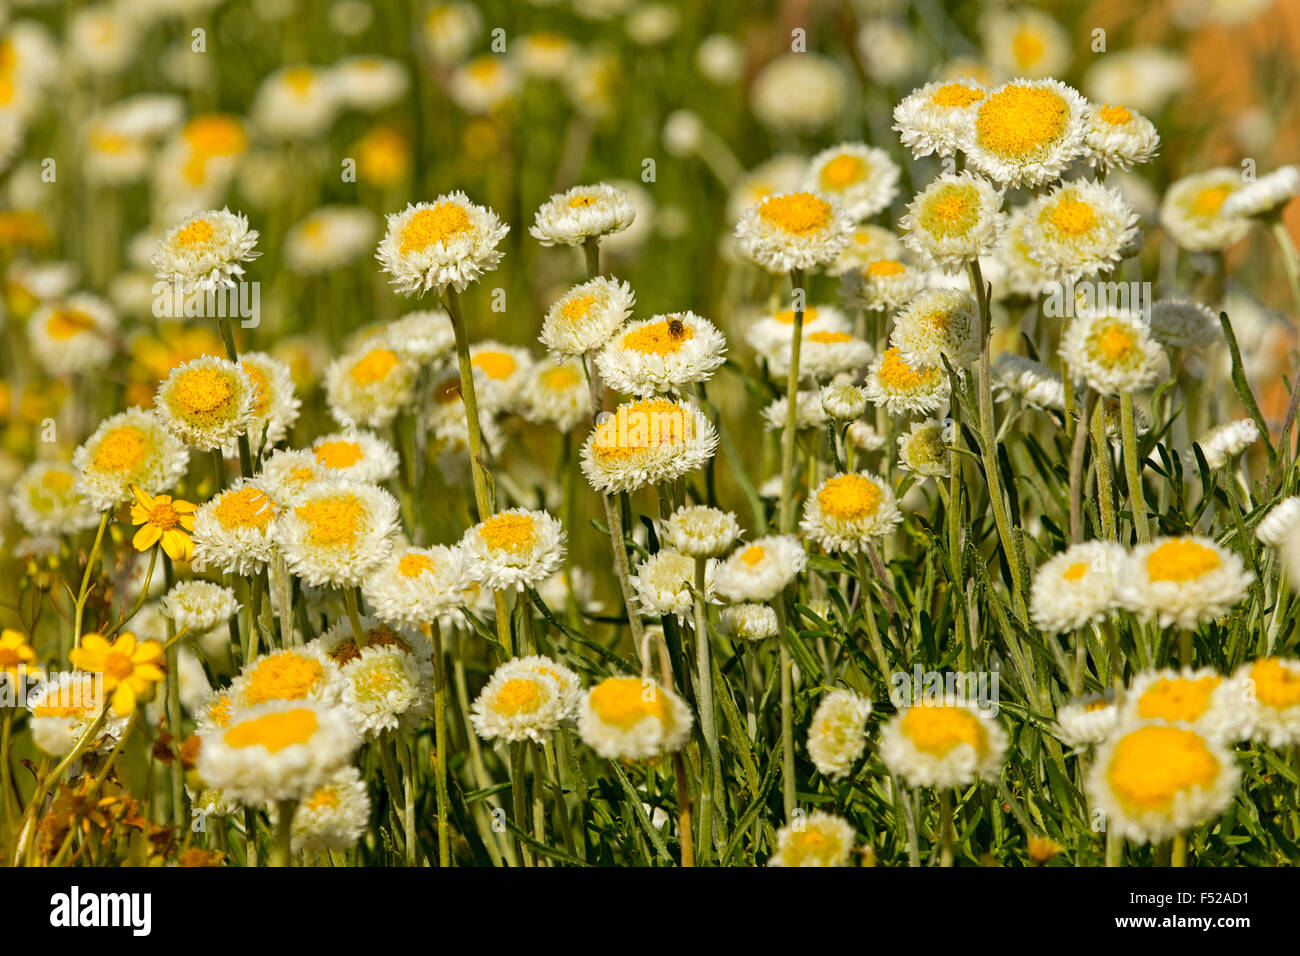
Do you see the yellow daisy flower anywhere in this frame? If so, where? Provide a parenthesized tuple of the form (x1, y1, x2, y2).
(69, 631, 167, 716)
(129, 485, 197, 562)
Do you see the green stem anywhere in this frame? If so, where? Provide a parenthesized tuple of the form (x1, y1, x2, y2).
(778, 268, 806, 533)
(939, 789, 955, 867)
(272, 800, 296, 867)
(692, 556, 723, 863)
(1119, 392, 1149, 542)
(431, 621, 451, 867)
(773, 599, 796, 819)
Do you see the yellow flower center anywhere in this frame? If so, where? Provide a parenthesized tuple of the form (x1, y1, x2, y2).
(214, 487, 273, 531)
(184, 115, 246, 157)
(776, 306, 821, 323)
(104, 650, 135, 682)
(144, 500, 181, 531)
(1063, 561, 1088, 582)
(1012, 29, 1045, 68)
(877, 348, 940, 391)
(929, 82, 984, 109)
(820, 154, 866, 189)
(808, 330, 852, 344)
(306, 788, 340, 811)
(174, 219, 215, 250)
(542, 367, 581, 391)
(589, 677, 671, 730)
(284, 67, 316, 94)
(209, 695, 232, 727)
(1146, 540, 1221, 583)
(817, 473, 883, 521)
(350, 348, 399, 385)
(41, 469, 75, 492)
(224, 708, 319, 753)
(397, 553, 435, 578)
(740, 545, 765, 567)
(315, 440, 363, 469)
(757, 192, 832, 236)
(920, 185, 979, 237)
(47, 308, 97, 340)
(1049, 197, 1097, 238)
(592, 399, 694, 461)
(1250, 658, 1300, 710)
(495, 678, 543, 716)
(1094, 323, 1136, 362)
(566, 193, 597, 208)
(621, 318, 694, 355)
(478, 513, 537, 553)
(560, 293, 597, 322)
(975, 85, 1070, 160)
(471, 350, 517, 380)
(866, 259, 906, 277)
(1098, 105, 1132, 125)
(399, 202, 472, 253)
(243, 652, 324, 705)
(92, 426, 149, 472)
(1106, 725, 1219, 812)
(782, 826, 839, 865)
(1138, 676, 1221, 723)
(296, 494, 365, 547)
(899, 704, 987, 756)
(1192, 186, 1231, 217)
(172, 367, 236, 417)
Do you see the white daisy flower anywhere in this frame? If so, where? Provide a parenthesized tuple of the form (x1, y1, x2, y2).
(893, 79, 987, 159)
(580, 398, 717, 494)
(250, 65, 339, 139)
(897, 419, 952, 479)
(831, 225, 906, 275)
(312, 616, 432, 670)
(1030, 540, 1126, 634)
(1220, 165, 1300, 219)
(470, 657, 572, 744)
(151, 207, 259, 293)
(361, 544, 470, 631)
(734, 190, 854, 274)
(863, 347, 950, 416)
(890, 288, 979, 368)
(460, 508, 566, 592)
(848, 420, 887, 453)
(960, 78, 1089, 188)
(1021, 179, 1140, 282)
(595, 311, 727, 397)
(1052, 696, 1120, 749)
(802, 142, 900, 221)
(661, 505, 740, 559)
(9, 462, 100, 536)
(767, 330, 873, 385)
(310, 430, 399, 483)
(630, 548, 715, 621)
(761, 390, 831, 432)
(338, 642, 434, 738)
(292, 765, 371, 854)
(381, 309, 455, 366)
(725, 154, 808, 225)
(196, 699, 359, 804)
(28, 293, 117, 376)
(719, 603, 780, 641)
(839, 256, 933, 312)
(994, 205, 1054, 298)
(1235, 657, 1300, 748)
(324, 341, 418, 429)
(879, 697, 1008, 788)
(530, 182, 636, 247)
(253, 449, 325, 507)
(900, 171, 1008, 272)
(1191, 419, 1259, 470)
(283, 205, 378, 274)
(768, 811, 856, 866)
(330, 56, 408, 111)
(154, 356, 257, 452)
(376, 193, 509, 295)
(980, 7, 1071, 79)
(27, 672, 130, 758)
(578, 675, 693, 760)
(468, 340, 534, 413)
(1122, 668, 1251, 743)
(1084, 47, 1188, 114)
(273, 479, 400, 588)
(1058, 308, 1164, 396)
(807, 688, 872, 780)
(522, 358, 590, 432)
(745, 304, 852, 356)
(821, 383, 868, 421)
(993, 352, 1066, 410)
(161, 580, 240, 634)
(1084, 103, 1160, 173)
(749, 53, 846, 135)
(191, 481, 278, 576)
(447, 55, 518, 114)
(1086, 722, 1239, 844)
(73, 409, 190, 513)
(228, 645, 343, 709)
(1119, 536, 1254, 630)
(1256, 497, 1300, 548)
(801, 471, 902, 554)
(1160, 168, 1252, 252)
(234, 351, 300, 455)
(540, 276, 635, 357)
(714, 535, 806, 603)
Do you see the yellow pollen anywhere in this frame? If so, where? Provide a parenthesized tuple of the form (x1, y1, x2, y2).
(210, 695, 232, 727)
(560, 294, 597, 322)
(478, 513, 537, 553)
(244, 652, 324, 705)
(47, 309, 97, 339)
(1063, 562, 1088, 582)
(350, 348, 399, 385)
(1146, 540, 1221, 583)
(306, 788, 340, 811)
(776, 307, 821, 324)
(172, 367, 235, 417)
(1138, 676, 1221, 723)
(103, 650, 135, 682)
(566, 193, 596, 208)
(591, 400, 694, 461)
(783, 827, 838, 865)
(1107, 725, 1218, 812)
(284, 67, 315, 94)
(866, 259, 906, 277)
(214, 487, 273, 531)
(1192, 186, 1231, 217)
(1250, 658, 1300, 710)
(494, 678, 543, 716)
(399, 202, 472, 253)
(921, 186, 978, 237)
(243, 362, 270, 416)
(1085, 698, 1111, 712)
(315, 441, 363, 470)
(975, 85, 1069, 159)
(877, 348, 940, 391)
(1049, 197, 1097, 237)
(144, 501, 181, 531)
(929, 82, 984, 109)
(471, 350, 517, 380)
(92, 426, 149, 473)
(291, 467, 316, 483)
(808, 331, 852, 344)
(820, 154, 867, 189)
(542, 367, 581, 390)
(621, 319, 694, 355)
(757, 192, 832, 235)
(296, 495, 365, 547)
(1012, 30, 1045, 68)
(589, 677, 671, 730)
(397, 553, 435, 578)
(184, 115, 245, 156)
(174, 219, 215, 249)
(740, 545, 765, 567)
(1095, 324, 1135, 362)
(817, 473, 883, 521)
(900, 704, 987, 756)
(224, 708, 319, 753)
(41, 469, 75, 492)
(1098, 105, 1132, 125)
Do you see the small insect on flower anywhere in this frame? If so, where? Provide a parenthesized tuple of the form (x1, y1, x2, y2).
(530, 182, 637, 247)
(376, 192, 509, 295)
(733, 190, 854, 273)
(807, 689, 872, 780)
(151, 207, 260, 293)
(768, 811, 856, 867)
(801, 471, 902, 554)
(1087, 722, 1239, 844)
(69, 631, 166, 717)
(596, 311, 727, 397)
(129, 486, 197, 562)
(578, 675, 693, 761)
(879, 696, 1008, 789)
